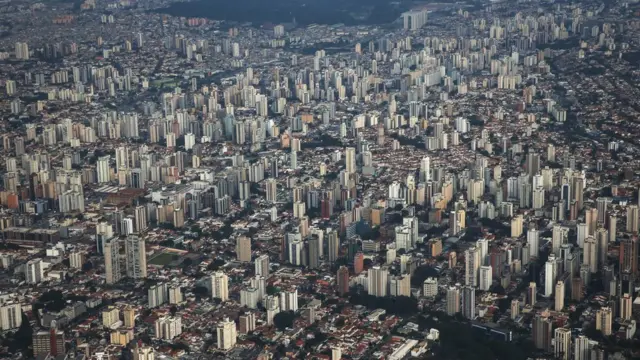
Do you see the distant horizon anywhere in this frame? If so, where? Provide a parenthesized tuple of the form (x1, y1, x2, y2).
(156, 0, 413, 26)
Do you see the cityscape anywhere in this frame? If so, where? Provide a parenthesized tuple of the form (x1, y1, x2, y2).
(0, 0, 639, 359)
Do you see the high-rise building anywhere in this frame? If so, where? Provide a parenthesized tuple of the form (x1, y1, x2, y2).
(69, 251, 83, 269)
(627, 205, 639, 233)
(0, 303, 22, 331)
(390, 275, 411, 297)
(236, 236, 251, 262)
(596, 197, 611, 223)
(527, 282, 537, 306)
(619, 237, 638, 276)
(308, 237, 320, 269)
(465, 247, 480, 287)
(331, 347, 342, 360)
(554, 281, 565, 311)
(510, 299, 519, 320)
(26, 258, 43, 284)
(402, 9, 428, 30)
(345, 147, 356, 174)
(621, 293, 632, 320)
(250, 276, 266, 301)
(544, 255, 557, 297)
(532, 314, 553, 351)
(420, 156, 431, 182)
(479, 265, 492, 291)
(554, 328, 571, 360)
(265, 178, 277, 202)
(240, 288, 259, 309)
(462, 286, 475, 319)
(607, 214, 617, 243)
(104, 239, 121, 284)
(552, 225, 567, 254)
(210, 271, 229, 301)
(131, 345, 154, 360)
(216, 317, 237, 350)
(154, 316, 182, 340)
(327, 229, 339, 263)
(14, 42, 29, 60)
(583, 236, 597, 273)
(279, 288, 298, 311)
(527, 229, 539, 258)
(367, 266, 388, 297)
(133, 206, 147, 233)
(255, 254, 269, 277)
(33, 328, 65, 357)
(572, 173, 584, 211)
(574, 335, 597, 360)
(102, 306, 120, 328)
(148, 283, 168, 308)
(572, 277, 583, 301)
(169, 286, 183, 304)
(353, 252, 364, 274)
(511, 215, 523, 237)
(123, 306, 135, 328)
(595, 228, 609, 267)
(125, 236, 147, 279)
(5, 80, 16, 96)
(446, 285, 460, 315)
(423, 277, 438, 297)
(596, 307, 612, 335)
(337, 266, 350, 296)
(238, 313, 256, 334)
(97, 155, 111, 183)
(450, 209, 466, 234)
(585, 207, 598, 235)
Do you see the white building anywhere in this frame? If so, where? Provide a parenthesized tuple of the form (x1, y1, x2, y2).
(125, 236, 147, 279)
(465, 247, 479, 287)
(148, 283, 168, 308)
(216, 317, 237, 350)
(402, 9, 428, 30)
(367, 266, 389, 297)
(26, 259, 43, 284)
(241, 288, 260, 309)
(154, 316, 182, 340)
(0, 302, 22, 330)
(210, 271, 229, 301)
(544, 255, 557, 297)
(479, 266, 492, 291)
(279, 288, 298, 312)
(423, 277, 438, 297)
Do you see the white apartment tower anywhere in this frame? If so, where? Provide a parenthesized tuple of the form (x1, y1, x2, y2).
(26, 259, 43, 284)
(125, 236, 147, 279)
(210, 271, 229, 302)
(216, 318, 237, 350)
(465, 247, 480, 287)
(367, 266, 389, 297)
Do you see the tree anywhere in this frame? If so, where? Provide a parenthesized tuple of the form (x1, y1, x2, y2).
(490, 284, 506, 296)
(82, 261, 93, 271)
(4, 312, 32, 356)
(266, 285, 279, 295)
(348, 292, 418, 316)
(273, 311, 296, 331)
(37, 290, 66, 312)
(363, 259, 373, 269)
(182, 258, 193, 268)
(207, 258, 226, 271)
(411, 265, 438, 287)
(192, 286, 209, 299)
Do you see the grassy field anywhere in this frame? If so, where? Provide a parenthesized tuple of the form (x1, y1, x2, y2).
(148, 252, 176, 266)
(151, 78, 179, 88)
